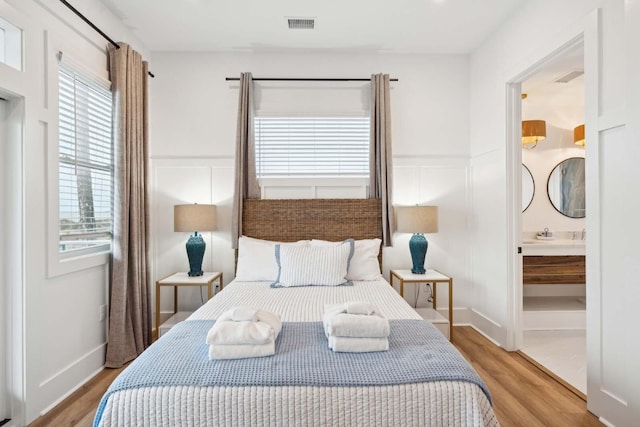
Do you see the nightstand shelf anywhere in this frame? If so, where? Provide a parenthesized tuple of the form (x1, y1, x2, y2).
(390, 269, 453, 341)
(155, 272, 223, 338)
(158, 311, 192, 337)
(413, 308, 450, 339)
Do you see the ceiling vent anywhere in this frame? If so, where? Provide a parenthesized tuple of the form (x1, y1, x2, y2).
(553, 70, 584, 83)
(288, 18, 315, 30)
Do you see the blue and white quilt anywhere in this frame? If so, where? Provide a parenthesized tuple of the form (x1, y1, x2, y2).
(95, 318, 491, 426)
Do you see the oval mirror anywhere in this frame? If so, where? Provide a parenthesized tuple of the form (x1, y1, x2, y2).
(547, 157, 586, 218)
(522, 164, 534, 212)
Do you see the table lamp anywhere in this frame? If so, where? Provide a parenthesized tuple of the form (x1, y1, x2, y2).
(396, 206, 438, 274)
(174, 204, 217, 277)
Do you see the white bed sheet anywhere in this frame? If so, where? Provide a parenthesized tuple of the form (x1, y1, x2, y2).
(97, 279, 499, 426)
(189, 278, 422, 322)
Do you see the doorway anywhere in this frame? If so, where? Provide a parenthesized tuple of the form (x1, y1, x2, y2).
(507, 38, 588, 397)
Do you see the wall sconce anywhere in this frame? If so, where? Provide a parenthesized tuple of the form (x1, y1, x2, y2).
(574, 124, 585, 147)
(522, 120, 547, 149)
(396, 206, 439, 274)
(174, 204, 217, 277)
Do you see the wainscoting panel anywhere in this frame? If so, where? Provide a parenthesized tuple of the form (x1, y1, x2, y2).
(151, 158, 235, 317)
(389, 157, 471, 316)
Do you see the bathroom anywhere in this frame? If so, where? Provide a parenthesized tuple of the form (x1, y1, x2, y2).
(519, 44, 587, 397)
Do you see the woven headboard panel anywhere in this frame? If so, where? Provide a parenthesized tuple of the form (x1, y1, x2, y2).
(242, 198, 383, 243)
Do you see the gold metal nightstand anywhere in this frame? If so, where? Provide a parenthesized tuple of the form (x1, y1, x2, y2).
(155, 272, 223, 338)
(390, 269, 453, 341)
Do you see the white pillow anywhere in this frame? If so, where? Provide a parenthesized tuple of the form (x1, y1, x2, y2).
(272, 239, 354, 287)
(236, 236, 309, 281)
(310, 238, 382, 281)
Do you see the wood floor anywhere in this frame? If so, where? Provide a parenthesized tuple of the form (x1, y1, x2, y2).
(453, 327, 601, 426)
(29, 326, 601, 426)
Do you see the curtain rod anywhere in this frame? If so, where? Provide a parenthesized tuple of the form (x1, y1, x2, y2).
(225, 77, 398, 82)
(59, 0, 155, 78)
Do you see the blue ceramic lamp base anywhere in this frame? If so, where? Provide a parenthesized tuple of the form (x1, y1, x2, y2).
(186, 231, 205, 277)
(409, 233, 428, 274)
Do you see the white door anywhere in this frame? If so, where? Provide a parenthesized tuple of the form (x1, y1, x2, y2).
(0, 97, 8, 422)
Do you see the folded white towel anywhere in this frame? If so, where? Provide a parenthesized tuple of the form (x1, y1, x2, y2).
(324, 313, 390, 338)
(328, 336, 389, 353)
(323, 303, 389, 338)
(217, 308, 283, 336)
(254, 310, 283, 337)
(208, 321, 274, 345)
(208, 341, 275, 360)
(324, 302, 382, 319)
(345, 301, 379, 315)
(207, 308, 282, 346)
(228, 306, 258, 322)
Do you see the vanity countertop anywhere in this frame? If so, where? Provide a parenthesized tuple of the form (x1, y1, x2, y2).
(521, 239, 585, 256)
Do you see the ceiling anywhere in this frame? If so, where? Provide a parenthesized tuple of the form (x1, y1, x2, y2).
(522, 45, 585, 129)
(98, 0, 526, 53)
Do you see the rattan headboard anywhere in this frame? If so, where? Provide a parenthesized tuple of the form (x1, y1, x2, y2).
(242, 198, 383, 243)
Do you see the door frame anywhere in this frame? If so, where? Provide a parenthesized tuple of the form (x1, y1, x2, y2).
(0, 91, 25, 426)
(505, 32, 589, 352)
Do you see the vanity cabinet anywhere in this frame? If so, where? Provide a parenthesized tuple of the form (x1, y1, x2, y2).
(523, 255, 585, 284)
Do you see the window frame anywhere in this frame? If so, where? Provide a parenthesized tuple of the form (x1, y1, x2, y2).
(57, 61, 114, 257)
(0, 15, 22, 71)
(47, 50, 113, 278)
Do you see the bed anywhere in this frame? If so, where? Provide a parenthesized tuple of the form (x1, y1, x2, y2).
(94, 199, 499, 426)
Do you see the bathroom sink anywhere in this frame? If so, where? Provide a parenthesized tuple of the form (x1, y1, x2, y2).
(522, 239, 542, 244)
(521, 239, 585, 255)
(522, 239, 585, 245)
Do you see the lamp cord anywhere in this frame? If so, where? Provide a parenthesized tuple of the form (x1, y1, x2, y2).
(415, 283, 434, 308)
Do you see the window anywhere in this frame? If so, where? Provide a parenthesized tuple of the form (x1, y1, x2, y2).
(58, 63, 113, 254)
(254, 117, 370, 177)
(0, 16, 22, 71)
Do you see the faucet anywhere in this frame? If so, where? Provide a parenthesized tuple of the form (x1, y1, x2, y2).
(581, 228, 586, 240)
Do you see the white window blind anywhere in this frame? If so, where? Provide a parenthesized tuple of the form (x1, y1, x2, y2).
(58, 62, 113, 253)
(255, 117, 370, 177)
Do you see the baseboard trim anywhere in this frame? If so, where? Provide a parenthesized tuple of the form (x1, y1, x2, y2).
(470, 308, 502, 328)
(39, 366, 104, 416)
(39, 343, 106, 388)
(468, 324, 502, 347)
(469, 309, 506, 346)
(36, 343, 106, 420)
(598, 416, 616, 427)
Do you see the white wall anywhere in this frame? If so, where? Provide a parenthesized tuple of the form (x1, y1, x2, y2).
(149, 52, 472, 323)
(0, 0, 149, 423)
(470, 0, 640, 424)
(522, 89, 586, 235)
(522, 129, 586, 235)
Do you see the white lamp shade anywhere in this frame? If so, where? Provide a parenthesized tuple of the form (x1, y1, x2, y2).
(174, 204, 217, 232)
(396, 206, 438, 233)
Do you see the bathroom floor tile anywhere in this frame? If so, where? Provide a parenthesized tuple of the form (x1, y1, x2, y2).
(521, 330, 586, 394)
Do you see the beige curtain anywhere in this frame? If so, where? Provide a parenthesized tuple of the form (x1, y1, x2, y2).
(370, 74, 395, 247)
(232, 72, 260, 248)
(105, 43, 151, 368)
